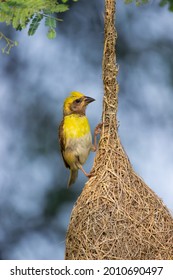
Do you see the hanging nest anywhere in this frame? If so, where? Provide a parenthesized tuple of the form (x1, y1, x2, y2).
(65, 0, 173, 260)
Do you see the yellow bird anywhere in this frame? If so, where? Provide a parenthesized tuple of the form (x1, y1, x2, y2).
(59, 91, 101, 187)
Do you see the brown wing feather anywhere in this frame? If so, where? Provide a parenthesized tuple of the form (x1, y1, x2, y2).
(58, 120, 70, 168)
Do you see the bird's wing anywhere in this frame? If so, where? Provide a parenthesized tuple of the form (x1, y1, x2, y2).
(58, 120, 70, 168)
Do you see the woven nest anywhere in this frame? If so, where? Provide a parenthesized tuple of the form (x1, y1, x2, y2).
(65, 132, 173, 259)
(65, 0, 173, 260)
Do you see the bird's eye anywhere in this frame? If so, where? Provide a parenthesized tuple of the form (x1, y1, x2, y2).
(75, 98, 82, 104)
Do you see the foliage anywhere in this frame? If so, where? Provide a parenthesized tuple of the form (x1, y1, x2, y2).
(124, 0, 173, 10)
(0, 0, 78, 53)
(160, 0, 173, 11)
(124, 0, 148, 5)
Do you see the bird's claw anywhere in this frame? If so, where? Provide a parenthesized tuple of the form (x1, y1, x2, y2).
(94, 122, 103, 135)
(86, 171, 94, 178)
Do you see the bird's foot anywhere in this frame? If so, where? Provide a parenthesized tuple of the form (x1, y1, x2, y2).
(78, 165, 91, 178)
(94, 122, 103, 136)
(86, 172, 94, 178)
(92, 122, 103, 152)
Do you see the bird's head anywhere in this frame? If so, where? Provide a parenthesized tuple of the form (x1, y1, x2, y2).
(63, 91, 95, 116)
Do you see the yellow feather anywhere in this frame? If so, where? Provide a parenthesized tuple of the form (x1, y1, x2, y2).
(63, 114, 90, 138)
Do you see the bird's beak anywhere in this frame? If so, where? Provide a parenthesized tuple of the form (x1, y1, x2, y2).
(84, 96, 95, 104)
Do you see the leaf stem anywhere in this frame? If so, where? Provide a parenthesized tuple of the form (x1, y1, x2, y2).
(0, 31, 18, 54)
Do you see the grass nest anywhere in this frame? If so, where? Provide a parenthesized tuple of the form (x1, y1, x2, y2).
(65, 131, 173, 259)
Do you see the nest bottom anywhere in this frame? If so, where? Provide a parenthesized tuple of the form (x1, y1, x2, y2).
(65, 138, 173, 260)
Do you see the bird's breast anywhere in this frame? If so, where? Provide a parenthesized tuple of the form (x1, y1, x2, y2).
(63, 114, 91, 139)
(63, 115, 92, 166)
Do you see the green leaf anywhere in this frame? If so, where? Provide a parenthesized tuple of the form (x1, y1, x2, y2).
(28, 14, 43, 36)
(0, 0, 79, 42)
(159, 0, 173, 11)
(54, 4, 69, 12)
(6, 1, 25, 8)
(45, 16, 56, 29)
(124, 0, 149, 4)
(124, 0, 133, 3)
(159, 0, 168, 6)
(16, 24, 22, 31)
(47, 28, 56, 39)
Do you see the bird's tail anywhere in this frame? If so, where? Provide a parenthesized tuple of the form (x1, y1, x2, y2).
(68, 169, 78, 187)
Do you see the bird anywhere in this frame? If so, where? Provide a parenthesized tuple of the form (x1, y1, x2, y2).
(59, 91, 102, 187)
